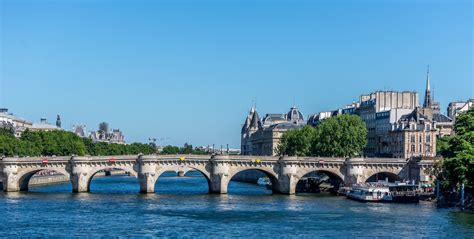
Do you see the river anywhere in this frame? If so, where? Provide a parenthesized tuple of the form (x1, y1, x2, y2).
(0, 172, 472, 237)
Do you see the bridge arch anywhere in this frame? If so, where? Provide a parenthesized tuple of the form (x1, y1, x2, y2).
(16, 168, 70, 191)
(365, 172, 402, 183)
(85, 165, 137, 192)
(293, 169, 345, 194)
(154, 166, 212, 193)
(225, 167, 279, 194)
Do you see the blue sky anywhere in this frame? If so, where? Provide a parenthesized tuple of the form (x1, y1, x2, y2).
(0, 0, 472, 147)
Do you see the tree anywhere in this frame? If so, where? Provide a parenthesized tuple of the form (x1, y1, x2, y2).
(0, 124, 15, 137)
(278, 114, 367, 157)
(278, 125, 315, 156)
(438, 107, 474, 190)
(161, 145, 180, 154)
(436, 136, 452, 157)
(312, 114, 367, 157)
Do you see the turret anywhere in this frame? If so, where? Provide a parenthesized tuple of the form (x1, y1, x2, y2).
(56, 114, 62, 128)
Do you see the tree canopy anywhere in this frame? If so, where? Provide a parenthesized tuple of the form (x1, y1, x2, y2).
(160, 143, 210, 155)
(0, 129, 156, 157)
(278, 114, 367, 157)
(436, 108, 474, 190)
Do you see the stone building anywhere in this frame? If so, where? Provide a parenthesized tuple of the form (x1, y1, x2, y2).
(387, 108, 437, 158)
(357, 91, 419, 156)
(0, 108, 33, 137)
(241, 105, 306, 156)
(89, 122, 126, 144)
(305, 67, 452, 158)
(447, 99, 473, 123)
(30, 117, 62, 132)
(72, 124, 88, 138)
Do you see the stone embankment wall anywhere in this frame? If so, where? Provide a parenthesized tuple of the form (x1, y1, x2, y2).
(231, 170, 266, 183)
(29, 170, 126, 186)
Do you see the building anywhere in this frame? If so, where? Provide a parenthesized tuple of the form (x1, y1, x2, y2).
(89, 122, 125, 144)
(375, 108, 414, 156)
(447, 99, 473, 123)
(241, 105, 306, 156)
(0, 108, 33, 137)
(30, 117, 62, 132)
(387, 108, 437, 158)
(72, 124, 88, 138)
(303, 67, 452, 158)
(358, 91, 419, 156)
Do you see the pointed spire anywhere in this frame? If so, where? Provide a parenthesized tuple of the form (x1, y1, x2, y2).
(426, 65, 430, 92)
(249, 110, 262, 130)
(423, 65, 432, 108)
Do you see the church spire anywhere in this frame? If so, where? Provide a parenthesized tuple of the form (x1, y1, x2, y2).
(423, 65, 432, 108)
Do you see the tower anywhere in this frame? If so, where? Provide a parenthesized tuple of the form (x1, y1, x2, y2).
(56, 114, 61, 128)
(423, 65, 432, 108)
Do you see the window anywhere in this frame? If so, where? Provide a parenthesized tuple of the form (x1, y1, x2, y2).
(411, 145, 415, 152)
(419, 135, 422, 143)
(411, 135, 415, 143)
(426, 135, 430, 142)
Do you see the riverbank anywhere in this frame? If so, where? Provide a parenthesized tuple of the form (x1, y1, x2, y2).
(28, 170, 127, 187)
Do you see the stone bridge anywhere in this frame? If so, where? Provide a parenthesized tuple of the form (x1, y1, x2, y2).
(0, 155, 435, 194)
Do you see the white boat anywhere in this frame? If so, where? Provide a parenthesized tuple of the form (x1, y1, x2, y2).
(257, 177, 271, 187)
(347, 182, 420, 203)
(347, 184, 392, 202)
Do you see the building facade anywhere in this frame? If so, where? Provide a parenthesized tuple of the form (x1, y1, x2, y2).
(447, 99, 473, 123)
(304, 67, 452, 159)
(241, 106, 306, 156)
(387, 108, 437, 158)
(0, 108, 33, 137)
(89, 122, 125, 144)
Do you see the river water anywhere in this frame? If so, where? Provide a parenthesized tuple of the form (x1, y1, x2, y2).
(0, 172, 472, 237)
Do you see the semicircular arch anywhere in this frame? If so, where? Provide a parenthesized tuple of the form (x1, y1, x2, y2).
(16, 167, 70, 191)
(364, 171, 403, 183)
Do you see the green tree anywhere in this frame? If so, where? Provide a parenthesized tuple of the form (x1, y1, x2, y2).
(438, 108, 474, 190)
(436, 136, 452, 157)
(278, 114, 367, 157)
(312, 114, 367, 157)
(161, 145, 180, 154)
(278, 125, 315, 156)
(0, 124, 15, 137)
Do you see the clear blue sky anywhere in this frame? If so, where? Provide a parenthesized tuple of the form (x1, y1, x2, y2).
(1, 0, 472, 148)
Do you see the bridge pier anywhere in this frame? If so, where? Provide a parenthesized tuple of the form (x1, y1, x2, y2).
(3, 172, 20, 192)
(276, 157, 299, 195)
(71, 172, 90, 193)
(208, 173, 229, 194)
(138, 173, 157, 193)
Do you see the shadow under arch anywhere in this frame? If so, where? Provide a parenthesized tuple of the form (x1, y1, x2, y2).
(87, 167, 138, 193)
(226, 169, 279, 195)
(365, 172, 402, 183)
(154, 168, 211, 194)
(17, 168, 70, 192)
(295, 170, 344, 194)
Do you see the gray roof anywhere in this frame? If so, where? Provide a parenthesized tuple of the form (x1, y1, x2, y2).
(287, 106, 304, 121)
(433, 113, 452, 123)
(268, 122, 306, 130)
(31, 122, 61, 130)
(263, 114, 286, 125)
(0, 112, 32, 124)
(249, 110, 262, 129)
